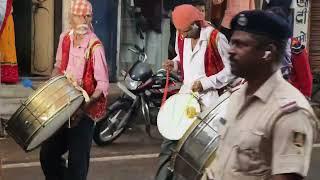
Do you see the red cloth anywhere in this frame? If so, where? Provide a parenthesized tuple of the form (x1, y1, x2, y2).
(0, 64, 18, 83)
(177, 29, 225, 80)
(205, 29, 225, 76)
(60, 34, 107, 121)
(289, 48, 313, 97)
(59, 34, 71, 74)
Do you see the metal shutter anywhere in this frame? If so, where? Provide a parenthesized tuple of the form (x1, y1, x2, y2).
(310, 0, 320, 72)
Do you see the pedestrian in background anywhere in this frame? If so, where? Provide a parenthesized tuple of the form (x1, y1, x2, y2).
(0, 1, 19, 84)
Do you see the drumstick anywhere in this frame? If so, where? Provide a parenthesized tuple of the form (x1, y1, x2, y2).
(190, 92, 206, 108)
(161, 70, 170, 106)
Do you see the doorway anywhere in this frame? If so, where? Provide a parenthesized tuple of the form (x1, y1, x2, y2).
(12, 0, 62, 77)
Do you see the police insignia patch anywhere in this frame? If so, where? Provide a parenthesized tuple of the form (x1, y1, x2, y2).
(293, 132, 306, 147)
(237, 14, 248, 27)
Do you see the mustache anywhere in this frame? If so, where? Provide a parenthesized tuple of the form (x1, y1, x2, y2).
(76, 24, 89, 29)
(74, 24, 89, 35)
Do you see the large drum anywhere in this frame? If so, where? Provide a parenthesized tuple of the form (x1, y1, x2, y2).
(5, 76, 84, 152)
(157, 93, 201, 140)
(171, 91, 232, 180)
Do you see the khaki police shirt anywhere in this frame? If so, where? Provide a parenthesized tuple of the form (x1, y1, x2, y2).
(201, 71, 318, 180)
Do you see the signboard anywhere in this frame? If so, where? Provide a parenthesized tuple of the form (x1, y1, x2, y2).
(292, 0, 310, 46)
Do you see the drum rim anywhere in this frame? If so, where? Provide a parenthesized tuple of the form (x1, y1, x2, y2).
(160, 93, 200, 108)
(7, 76, 66, 123)
(5, 75, 84, 152)
(171, 91, 233, 175)
(8, 94, 84, 152)
(24, 94, 84, 152)
(173, 91, 232, 155)
(23, 76, 66, 107)
(157, 93, 201, 140)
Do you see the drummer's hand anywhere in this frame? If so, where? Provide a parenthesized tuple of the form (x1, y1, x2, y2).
(192, 81, 203, 92)
(162, 59, 174, 72)
(82, 90, 103, 109)
(205, 168, 215, 180)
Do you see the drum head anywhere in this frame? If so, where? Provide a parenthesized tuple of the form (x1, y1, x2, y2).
(173, 91, 232, 180)
(157, 94, 200, 140)
(6, 76, 85, 152)
(26, 97, 83, 151)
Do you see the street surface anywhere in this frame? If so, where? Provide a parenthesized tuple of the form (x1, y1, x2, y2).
(1, 125, 320, 180)
(0, 125, 162, 180)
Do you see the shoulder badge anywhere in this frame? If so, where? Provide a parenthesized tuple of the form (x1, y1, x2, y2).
(237, 14, 248, 27)
(293, 131, 306, 148)
(279, 98, 299, 113)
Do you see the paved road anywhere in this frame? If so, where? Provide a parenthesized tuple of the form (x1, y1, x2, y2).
(1, 125, 320, 180)
(3, 157, 158, 180)
(0, 125, 162, 180)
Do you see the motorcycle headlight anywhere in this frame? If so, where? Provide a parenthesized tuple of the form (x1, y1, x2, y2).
(125, 75, 142, 90)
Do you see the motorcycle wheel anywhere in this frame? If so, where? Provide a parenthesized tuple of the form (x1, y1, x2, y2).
(93, 109, 127, 146)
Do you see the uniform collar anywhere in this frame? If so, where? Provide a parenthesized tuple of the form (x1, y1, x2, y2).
(250, 70, 283, 103)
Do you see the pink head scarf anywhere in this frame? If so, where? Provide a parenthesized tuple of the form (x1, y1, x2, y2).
(172, 4, 207, 31)
(71, 0, 93, 16)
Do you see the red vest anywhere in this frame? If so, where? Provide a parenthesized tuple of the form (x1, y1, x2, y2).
(60, 33, 107, 121)
(177, 29, 225, 80)
(290, 48, 313, 97)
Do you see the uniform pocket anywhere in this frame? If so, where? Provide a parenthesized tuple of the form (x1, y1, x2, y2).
(233, 130, 269, 175)
(218, 124, 228, 140)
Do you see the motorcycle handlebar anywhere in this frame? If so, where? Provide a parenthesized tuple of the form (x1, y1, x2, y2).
(128, 46, 147, 62)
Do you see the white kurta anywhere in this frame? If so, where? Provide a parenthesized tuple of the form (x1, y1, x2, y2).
(172, 26, 234, 109)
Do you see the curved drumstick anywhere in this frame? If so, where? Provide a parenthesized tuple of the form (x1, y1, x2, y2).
(161, 70, 170, 106)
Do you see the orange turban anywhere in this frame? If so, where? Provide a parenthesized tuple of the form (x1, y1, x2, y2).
(71, 0, 93, 16)
(172, 4, 206, 31)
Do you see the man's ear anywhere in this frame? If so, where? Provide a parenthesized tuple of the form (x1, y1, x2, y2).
(262, 44, 276, 61)
(262, 51, 271, 59)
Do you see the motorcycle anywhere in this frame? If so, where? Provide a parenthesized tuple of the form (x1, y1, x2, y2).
(93, 45, 181, 146)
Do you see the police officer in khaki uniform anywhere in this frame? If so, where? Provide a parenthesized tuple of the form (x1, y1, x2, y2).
(202, 10, 319, 180)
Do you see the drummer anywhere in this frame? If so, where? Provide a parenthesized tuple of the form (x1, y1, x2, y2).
(156, 4, 235, 180)
(40, 0, 109, 180)
(202, 10, 318, 180)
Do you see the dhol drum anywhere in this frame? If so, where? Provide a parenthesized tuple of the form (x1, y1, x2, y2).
(157, 93, 201, 140)
(5, 76, 84, 152)
(171, 91, 232, 180)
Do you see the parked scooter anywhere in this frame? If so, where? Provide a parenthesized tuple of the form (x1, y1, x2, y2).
(93, 45, 181, 146)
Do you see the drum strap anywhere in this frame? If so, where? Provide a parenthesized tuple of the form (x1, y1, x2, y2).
(60, 33, 107, 121)
(82, 39, 107, 121)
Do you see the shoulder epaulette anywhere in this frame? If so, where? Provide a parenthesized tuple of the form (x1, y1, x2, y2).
(279, 98, 299, 113)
